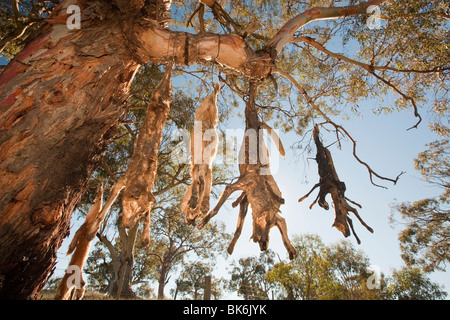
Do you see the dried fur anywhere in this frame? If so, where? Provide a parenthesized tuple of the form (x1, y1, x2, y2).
(181, 83, 220, 225)
(298, 125, 373, 244)
(198, 81, 296, 259)
(121, 63, 172, 230)
(55, 184, 104, 300)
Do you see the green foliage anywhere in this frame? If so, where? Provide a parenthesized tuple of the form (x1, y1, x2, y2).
(228, 250, 277, 300)
(263, 234, 446, 300)
(266, 234, 382, 300)
(391, 139, 449, 272)
(172, 261, 224, 300)
(0, 0, 60, 58)
(386, 267, 447, 300)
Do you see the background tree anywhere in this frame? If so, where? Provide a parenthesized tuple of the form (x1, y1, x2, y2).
(83, 229, 157, 298)
(266, 234, 334, 300)
(228, 250, 278, 300)
(391, 139, 449, 272)
(386, 267, 447, 300)
(266, 234, 387, 300)
(83, 193, 231, 300)
(172, 260, 224, 300)
(147, 197, 230, 299)
(325, 240, 385, 299)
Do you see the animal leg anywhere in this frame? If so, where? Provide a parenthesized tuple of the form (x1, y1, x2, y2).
(186, 177, 204, 225)
(200, 169, 212, 214)
(73, 275, 86, 300)
(275, 214, 296, 260)
(232, 191, 247, 208)
(197, 181, 242, 229)
(298, 183, 321, 203)
(180, 182, 192, 218)
(347, 204, 374, 233)
(188, 178, 199, 209)
(347, 216, 361, 245)
(227, 194, 249, 255)
(187, 165, 199, 209)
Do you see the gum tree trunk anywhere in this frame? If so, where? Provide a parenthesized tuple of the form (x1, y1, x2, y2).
(0, 1, 139, 299)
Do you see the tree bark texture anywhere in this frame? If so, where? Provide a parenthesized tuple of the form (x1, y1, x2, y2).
(0, 1, 139, 299)
(55, 184, 104, 300)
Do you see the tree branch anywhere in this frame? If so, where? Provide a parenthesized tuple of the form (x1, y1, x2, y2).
(290, 36, 425, 129)
(133, 22, 272, 78)
(291, 36, 448, 75)
(321, 121, 405, 188)
(265, 0, 388, 57)
(272, 67, 332, 123)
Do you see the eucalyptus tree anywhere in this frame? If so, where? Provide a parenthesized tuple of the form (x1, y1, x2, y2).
(0, 0, 448, 298)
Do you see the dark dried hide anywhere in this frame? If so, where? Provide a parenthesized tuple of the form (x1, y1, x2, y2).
(298, 125, 373, 244)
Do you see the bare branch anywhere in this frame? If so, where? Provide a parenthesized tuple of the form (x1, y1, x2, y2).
(265, 0, 388, 57)
(272, 67, 332, 123)
(290, 36, 426, 130)
(322, 121, 405, 188)
(369, 72, 422, 130)
(291, 36, 448, 75)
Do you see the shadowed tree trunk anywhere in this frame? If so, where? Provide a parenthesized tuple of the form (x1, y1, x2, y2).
(0, 2, 141, 298)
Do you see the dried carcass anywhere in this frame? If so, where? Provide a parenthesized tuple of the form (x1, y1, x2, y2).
(55, 185, 104, 300)
(198, 81, 296, 259)
(180, 83, 220, 225)
(120, 62, 172, 234)
(298, 125, 373, 244)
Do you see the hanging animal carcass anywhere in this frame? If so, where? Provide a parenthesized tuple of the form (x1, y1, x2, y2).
(198, 81, 296, 259)
(298, 124, 373, 244)
(181, 83, 220, 225)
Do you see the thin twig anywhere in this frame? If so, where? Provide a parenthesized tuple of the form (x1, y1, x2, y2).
(323, 121, 405, 188)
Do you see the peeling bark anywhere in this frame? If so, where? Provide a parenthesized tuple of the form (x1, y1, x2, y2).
(0, 1, 139, 299)
(298, 125, 374, 244)
(132, 22, 272, 78)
